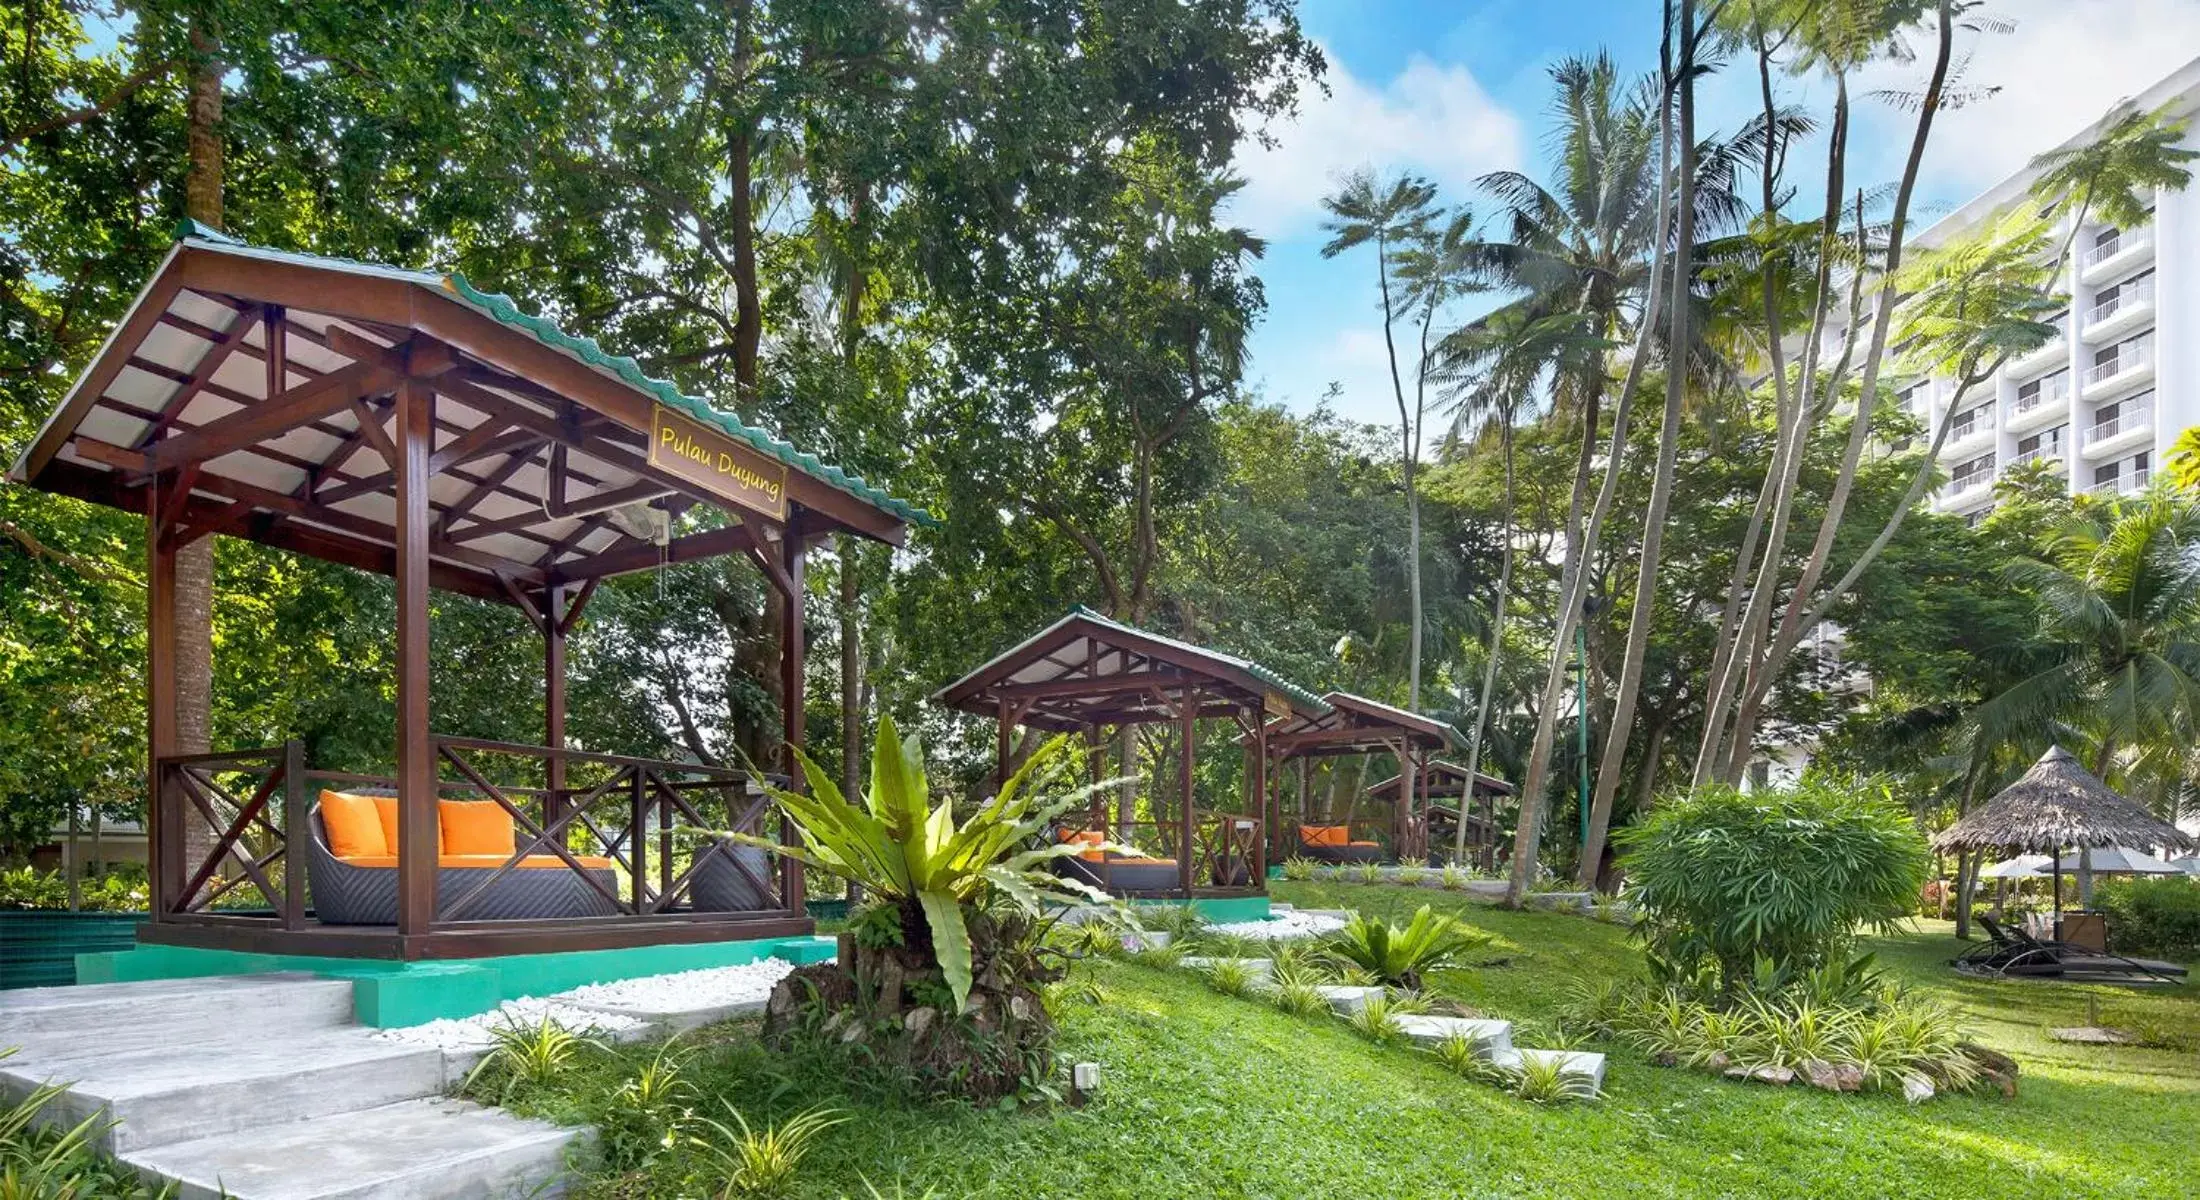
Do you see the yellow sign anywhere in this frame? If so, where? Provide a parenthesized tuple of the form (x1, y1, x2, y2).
(647, 404, 789, 521)
(1263, 691, 1294, 721)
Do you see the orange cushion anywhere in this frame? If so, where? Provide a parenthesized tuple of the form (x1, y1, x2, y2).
(371, 796, 402, 854)
(333, 854, 615, 871)
(440, 801, 516, 856)
(1347, 840, 1383, 848)
(1300, 824, 1348, 848)
(1059, 829, 1107, 862)
(319, 790, 388, 858)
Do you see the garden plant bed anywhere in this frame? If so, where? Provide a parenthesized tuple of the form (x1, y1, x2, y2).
(473, 885, 2198, 1198)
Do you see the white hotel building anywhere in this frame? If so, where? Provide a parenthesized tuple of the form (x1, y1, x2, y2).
(1900, 55, 2200, 522)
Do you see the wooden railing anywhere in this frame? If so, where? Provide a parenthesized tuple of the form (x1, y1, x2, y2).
(1085, 811, 1265, 893)
(152, 736, 798, 929)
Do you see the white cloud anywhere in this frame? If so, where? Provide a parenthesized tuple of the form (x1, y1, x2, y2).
(1859, 2, 2200, 195)
(1230, 47, 1525, 240)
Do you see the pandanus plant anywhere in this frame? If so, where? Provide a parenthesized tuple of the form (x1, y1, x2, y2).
(737, 716, 1123, 1012)
(1327, 905, 1495, 990)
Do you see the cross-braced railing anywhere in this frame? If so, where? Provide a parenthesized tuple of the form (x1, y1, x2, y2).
(151, 736, 801, 934)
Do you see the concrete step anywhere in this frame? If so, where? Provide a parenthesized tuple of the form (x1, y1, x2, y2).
(124, 1096, 587, 1200)
(1267, 903, 1295, 914)
(1492, 1047, 1606, 1092)
(1395, 1015, 1513, 1055)
(3, 1030, 446, 1153)
(0, 975, 356, 1053)
(1316, 985, 1383, 1015)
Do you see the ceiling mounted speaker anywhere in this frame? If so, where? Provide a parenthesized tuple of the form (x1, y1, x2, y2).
(608, 501, 671, 546)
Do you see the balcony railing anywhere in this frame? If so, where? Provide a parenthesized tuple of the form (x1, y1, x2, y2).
(2087, 279, 2154, 325)
(2083, 230, 2151, 269)
(2084, 344, 2151, 387)
(1948, 413, 1987, 442)
(2007, 445, 2063, 469)
(2086, 402, 2153, 445)
(2013, 374, 2070, 414)
(2087, 471, 2151, 497)
(1947, 469, 1994, 495)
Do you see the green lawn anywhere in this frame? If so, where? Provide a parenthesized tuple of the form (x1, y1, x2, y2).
(510, 883, 2200, 1199)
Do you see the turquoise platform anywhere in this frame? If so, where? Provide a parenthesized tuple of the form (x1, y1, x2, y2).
(77, 934, 838, 1027)
(1132, 895, 1271, 924)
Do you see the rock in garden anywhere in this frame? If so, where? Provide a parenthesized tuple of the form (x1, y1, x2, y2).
(905, 1007, 935, 1037)
(1725, 1064, 1794, 1085)
(1902, 1074, 1936, 1105)
(1803, 1059, 1862, 1092)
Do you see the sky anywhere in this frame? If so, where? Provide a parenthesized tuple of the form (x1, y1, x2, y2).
(1231, 0, 2200, 431)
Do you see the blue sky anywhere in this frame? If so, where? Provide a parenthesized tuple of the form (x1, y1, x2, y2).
(1234, 0, 2200, 430)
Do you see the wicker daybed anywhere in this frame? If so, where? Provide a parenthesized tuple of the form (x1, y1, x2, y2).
(306, 789, 619, 924)
(1294, 823, 1387, 865)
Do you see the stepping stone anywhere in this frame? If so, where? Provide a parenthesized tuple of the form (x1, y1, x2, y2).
(1179, 957, 1274, 981)
(562, 994, 767, 1037)
(124, 1096, 585, 1200)
(1527, 892, 1596, 911)
(0, 974, 355, 1056)
(1268, 903, 1295, 914)
(1395, 1016, 1513, 1055)
(1, 1030, 446, 1154)
(1315, 985, 1384, 1015)
(1492, 1047, 1606, 1092)
(1120, 930, 1173, 951)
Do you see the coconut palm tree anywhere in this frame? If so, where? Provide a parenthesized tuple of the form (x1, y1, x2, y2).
(1321, 171, 1439, 708)
(1968, 492, 2200, 806)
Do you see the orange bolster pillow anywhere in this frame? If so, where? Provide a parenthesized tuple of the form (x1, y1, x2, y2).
(320, 790, 387, 858)
(1060, 829, 1107, 862)
(440, 800, 517, 857)
(1300, 824, 1349, 848)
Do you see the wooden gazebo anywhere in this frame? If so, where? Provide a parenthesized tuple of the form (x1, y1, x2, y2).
(7, 224, 926, 961)
(931, 608, 1328, 899)
(1364, 760, 1515, 872)
(1262, 692, 1463, 864)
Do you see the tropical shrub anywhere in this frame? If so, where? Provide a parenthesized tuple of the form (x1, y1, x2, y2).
(742, 716, 1121, 1102)
(690, 1104, 845, 1198)
(1617, 777, 1929, 993)
(1280, 856, 1318, 881)
(1326, 905, 1495, 989)
(0, 865, 150, 912)
(462, 1016, 604, 1103)
(2093, 877, 2200, 960)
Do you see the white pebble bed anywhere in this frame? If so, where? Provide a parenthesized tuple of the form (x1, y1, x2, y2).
(374, 997, 648, 1052)
(557, 957, 795, 1011)
(373, 957, 800, 1051)
(1205, 911, 1347, 942)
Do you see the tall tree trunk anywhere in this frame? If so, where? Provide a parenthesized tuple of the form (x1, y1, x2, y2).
(1504, 27, 1680, 906)
(1581, 11, 1694, 888)
(1453, 415, 1515, 864)
(175, 17, 221, 868)
(1374, 235, 1423, 710)
(838, 185, 868, 804)
(1719, 2, 1958, 777)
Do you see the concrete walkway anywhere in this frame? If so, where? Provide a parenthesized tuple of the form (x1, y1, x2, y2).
(0, 974, 586, 1199)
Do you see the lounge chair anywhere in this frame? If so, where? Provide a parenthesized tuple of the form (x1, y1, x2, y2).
(1294, 824, 1387, 865)
(1955, 916, 2187, 985)
(1049, 828, 1183, 893)
(306, 789, 620, 924)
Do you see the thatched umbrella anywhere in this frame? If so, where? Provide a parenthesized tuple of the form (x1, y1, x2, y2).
(1933, 745, 2197, 911)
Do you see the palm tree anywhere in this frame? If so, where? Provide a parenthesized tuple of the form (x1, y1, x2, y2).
(1321, 171, 1439, 709)
(1439, 308, 1604, 867)
(2028, 99, 2197, 268)
(1969, 493, 2200, 799)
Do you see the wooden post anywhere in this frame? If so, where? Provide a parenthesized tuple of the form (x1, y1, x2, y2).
(778, 527, 807, 916)
(995, 696, 1011, 789)
(1251, 712, 1269, 886)
(393, 378, 437, 938)
(1396, 741, 1414, 861)
(628, 768, 648, 915)
(1084, 725, 1105, 828)
(146, 477, 182, 919)
(282, 738, 306, 930)
(1295, 761, 1310, 855)
(1178, 694, 1196, 898)
(545, 581, 568, 824)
